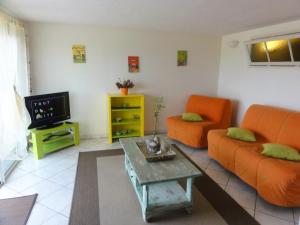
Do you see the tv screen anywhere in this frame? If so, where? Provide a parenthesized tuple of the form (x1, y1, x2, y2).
(25, 92, 70, 129)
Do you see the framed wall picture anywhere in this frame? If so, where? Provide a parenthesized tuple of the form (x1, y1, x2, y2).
(72, 45, 86, 63)
(128, 56, 139, 73)
(177, 50, 187, 66)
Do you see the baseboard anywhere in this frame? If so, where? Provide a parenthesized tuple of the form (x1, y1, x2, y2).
(80, 134, 103, 140)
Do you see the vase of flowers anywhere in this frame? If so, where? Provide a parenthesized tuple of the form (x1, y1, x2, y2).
(115, 79, 135, 96)
(153, 96, 165, 137)
(146, 96, 165, 153)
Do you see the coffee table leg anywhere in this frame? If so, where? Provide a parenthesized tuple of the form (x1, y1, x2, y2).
(185, 177, 193, 213)
(186, 177, 193, 201)
(125, 154, 132, 176)
(142, 185, 149, 222)
(124, 154, 128, 171)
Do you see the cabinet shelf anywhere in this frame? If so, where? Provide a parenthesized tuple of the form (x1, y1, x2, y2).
(107, 94, 144, 143)
(112, 119, 140, 126)
(29, 122, 80, 159)
(42, 134, 73, 144)
(41, 137, 75, 154)
(112, 131, 140, 139)
(111, 108, 141, 112)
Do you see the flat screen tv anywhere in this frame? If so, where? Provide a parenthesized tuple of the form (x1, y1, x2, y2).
(25, 92, 70, 129)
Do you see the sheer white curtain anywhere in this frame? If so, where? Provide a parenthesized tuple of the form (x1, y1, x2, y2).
(0, 11, 30, 160)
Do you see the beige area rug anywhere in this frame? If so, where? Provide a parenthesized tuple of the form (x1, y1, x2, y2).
(97, 155, 228, 225)
(0, 194, 37, 225)
(69, 149, 259, 225)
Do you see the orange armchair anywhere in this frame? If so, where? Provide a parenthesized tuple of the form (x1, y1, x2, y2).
(166, 95, 232, 148)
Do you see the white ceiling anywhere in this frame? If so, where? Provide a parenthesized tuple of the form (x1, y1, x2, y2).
(2, 0, 300, 35)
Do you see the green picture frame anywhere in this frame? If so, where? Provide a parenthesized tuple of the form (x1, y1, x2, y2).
(177, 50, 187, 66)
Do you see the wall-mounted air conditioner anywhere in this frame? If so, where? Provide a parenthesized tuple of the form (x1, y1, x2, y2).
(245, 33, 300, 66)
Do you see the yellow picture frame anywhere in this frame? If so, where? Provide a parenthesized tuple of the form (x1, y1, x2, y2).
(72, 45, 86, 63)
(177, 50, 187, 66)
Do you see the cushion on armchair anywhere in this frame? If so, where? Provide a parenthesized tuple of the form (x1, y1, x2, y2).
(182, 113, 203, 121)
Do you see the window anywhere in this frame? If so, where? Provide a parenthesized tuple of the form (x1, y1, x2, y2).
(266, 40, 291, 62)
(245, 33, 300, 66)
(250, 42, 268, 62)
(290, 38, 300, 61)
(0, 11, 30, 183)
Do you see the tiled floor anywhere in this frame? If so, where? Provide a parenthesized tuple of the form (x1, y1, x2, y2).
(0, 138, 299, 225)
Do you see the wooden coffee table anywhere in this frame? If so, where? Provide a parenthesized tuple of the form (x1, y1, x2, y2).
(120, 137, 202, 222)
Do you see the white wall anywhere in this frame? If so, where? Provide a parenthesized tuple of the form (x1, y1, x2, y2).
(27, 22, 221, 138)
(218, 19, 300, 125)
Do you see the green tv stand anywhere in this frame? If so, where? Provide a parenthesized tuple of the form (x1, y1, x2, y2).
(29, 122, 80, 159)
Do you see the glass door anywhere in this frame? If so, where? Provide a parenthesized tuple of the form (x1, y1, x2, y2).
(0, 160, 18, 184)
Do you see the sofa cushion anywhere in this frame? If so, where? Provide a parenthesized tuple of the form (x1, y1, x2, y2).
(276, 112, 300, 152)
(242, 105, 300, 151)
(167, 115, 216, 148)
(185, 95, 232, 125)
(241, 105, 290, 143)
(262, 143, 300, 161)
(182, 112, 203, 122)
(208, 129, 262, 173)
(234, 145, 266, 188)
(227, 127, 256, 142)
(257, 158, 300, 206)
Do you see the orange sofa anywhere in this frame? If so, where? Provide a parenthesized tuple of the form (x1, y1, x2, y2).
(208, 104, 300, 207)
(166, 95, 232, 148)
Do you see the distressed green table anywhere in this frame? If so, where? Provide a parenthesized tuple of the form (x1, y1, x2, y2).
(120, 137, 202, 222)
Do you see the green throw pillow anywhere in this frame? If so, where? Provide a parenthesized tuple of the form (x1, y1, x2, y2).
(182, 113, 203, 122)
(262, 143, 300, 161)
(227, 127, 256, 142)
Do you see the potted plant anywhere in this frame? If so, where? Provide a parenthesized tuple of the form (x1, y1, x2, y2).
(115, 79, 135, 96)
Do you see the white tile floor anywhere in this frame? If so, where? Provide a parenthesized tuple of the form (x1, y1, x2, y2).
(0, 138, 299, 225)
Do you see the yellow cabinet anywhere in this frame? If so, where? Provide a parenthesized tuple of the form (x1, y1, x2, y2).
(107, 94, 144, 143)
